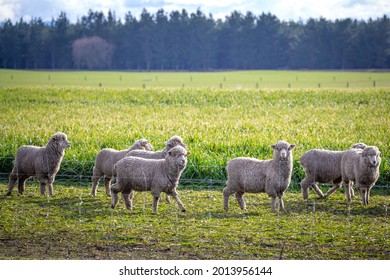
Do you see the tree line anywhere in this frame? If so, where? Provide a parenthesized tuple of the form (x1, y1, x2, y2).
(1, 9, 389, 70)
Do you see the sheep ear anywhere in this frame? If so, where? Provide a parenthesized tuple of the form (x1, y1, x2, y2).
(271, 145, 276, 150)
(186, 152, 190, 157)
(289, 144, 296, 150)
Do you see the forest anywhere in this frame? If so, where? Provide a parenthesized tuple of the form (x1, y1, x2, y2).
(0, 9, 389, 70)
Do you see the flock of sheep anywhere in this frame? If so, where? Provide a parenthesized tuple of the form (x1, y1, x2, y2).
(6, 132, 382, 213)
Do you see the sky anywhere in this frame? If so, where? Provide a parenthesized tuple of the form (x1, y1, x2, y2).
(0, 0, 389, 23)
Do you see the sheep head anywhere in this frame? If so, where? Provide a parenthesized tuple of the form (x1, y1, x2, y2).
(271, 141, 295, 161)
(167, 146, 190, 169)
(165, 135, 186, 150)
(140, 139, 154, 151)
(361, 146, 381, 168)
(48, 132, 71, 152)
(351, 142, 367, 150)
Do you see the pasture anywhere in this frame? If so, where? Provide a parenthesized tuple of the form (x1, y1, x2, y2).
(1, 69, 389, 88)
(0, 70, 389, 260)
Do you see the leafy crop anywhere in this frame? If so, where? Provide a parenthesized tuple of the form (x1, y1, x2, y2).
(0, 86, 389, 186)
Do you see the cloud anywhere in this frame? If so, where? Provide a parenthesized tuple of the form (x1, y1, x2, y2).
(0, 0, 388, 23)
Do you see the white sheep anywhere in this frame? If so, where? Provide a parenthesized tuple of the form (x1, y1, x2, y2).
(341, 146, 381, 205)
(111, 146, 190, 213)
(300, 143, 367, 199)
(223, 141, 295, 212)
(91, 139, 153, 197)
(125, 135, 186, 203)
(7, 132, 71, 196)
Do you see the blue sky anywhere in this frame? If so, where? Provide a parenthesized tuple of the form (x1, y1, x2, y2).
(0, 0, 389, 23)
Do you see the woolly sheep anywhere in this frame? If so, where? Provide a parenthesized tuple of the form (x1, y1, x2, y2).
(341, 146, 381, 205)
(125, 135, 186, 203)
(110, 146, 190, 213)
(7, 132, 71, 196)
(223, 141, 295, 212)
(91, 139, 153, 197)
(300, 143, 367, 199)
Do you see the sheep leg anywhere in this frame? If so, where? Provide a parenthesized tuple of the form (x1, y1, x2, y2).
(121, 191, 133, 210)
(311, 183, 325, 198)
(104, 177, 112, 197)
(165, 194, 171, 204)
(152, 195, 161, 213)
(47, 177, 55, 196)
(110, 185, 119, 209)
(222, 186, 236, 212)
(7, 174, 18, 195)
(350, 183, 355, 197)
(366, 188, 371, 205)
(171, 190, 186, 212)
(325, 183, 341, 197)
(279, 195, 286, 212)
(91, 173, 102, 197)
(359, 187, 369, 205)
(300, 178, 309, 200)
(235, 191, 246, 211)
(18, 177, 29, 195)
(14, 175, 28, 195)
(270, 196, 277, 212)
(39, 181, 47, 195)
(344, 181, 352, 203)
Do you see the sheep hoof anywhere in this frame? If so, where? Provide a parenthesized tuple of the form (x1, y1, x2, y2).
(111, 205, 115, 209)
(6, 191, 11, 196)
(181, 209, 186, 212)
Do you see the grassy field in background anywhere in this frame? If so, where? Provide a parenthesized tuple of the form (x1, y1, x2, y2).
(0, 69, 389, 259)
(1, 69, 389, 88)
(0, 86, 388, 186)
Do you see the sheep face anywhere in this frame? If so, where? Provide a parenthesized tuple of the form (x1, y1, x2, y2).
(167, 146, 190, 169)
(49, 132, 71, 150)
(361, 146, 381, 167)
(271, 141, 295, 160)
(140, 139, 154, 151)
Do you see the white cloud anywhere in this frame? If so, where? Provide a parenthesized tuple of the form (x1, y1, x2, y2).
(0, 0, 388, 22)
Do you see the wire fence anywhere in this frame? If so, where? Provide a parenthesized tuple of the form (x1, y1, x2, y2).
(1, 157, 389, 191)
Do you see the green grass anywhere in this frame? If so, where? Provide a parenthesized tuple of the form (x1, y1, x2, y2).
(0, 70, 389, 259)
(1, 69, 389, 88)
(0, 184, 388, 259)
(0, 86, 389, 186)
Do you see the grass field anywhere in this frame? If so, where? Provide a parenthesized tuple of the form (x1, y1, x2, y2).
(0, 69, 389, 260)
(0, 185, 389, 260)
(1, 69, 390, 88)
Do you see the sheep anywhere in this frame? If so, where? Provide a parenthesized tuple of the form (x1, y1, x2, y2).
(91, 139, 153, 197)
(110, 146, 190, 213)
(7, 132, 71, 196)
(125, 135, 186, 203)
(223, 141, 295, 212)
(341, 146, 381, 205)
(299, 143, 367, 199)
(126, 135, 186, 159)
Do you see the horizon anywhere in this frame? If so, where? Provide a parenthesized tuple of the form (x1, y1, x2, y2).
(1, 0, 389, 24)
